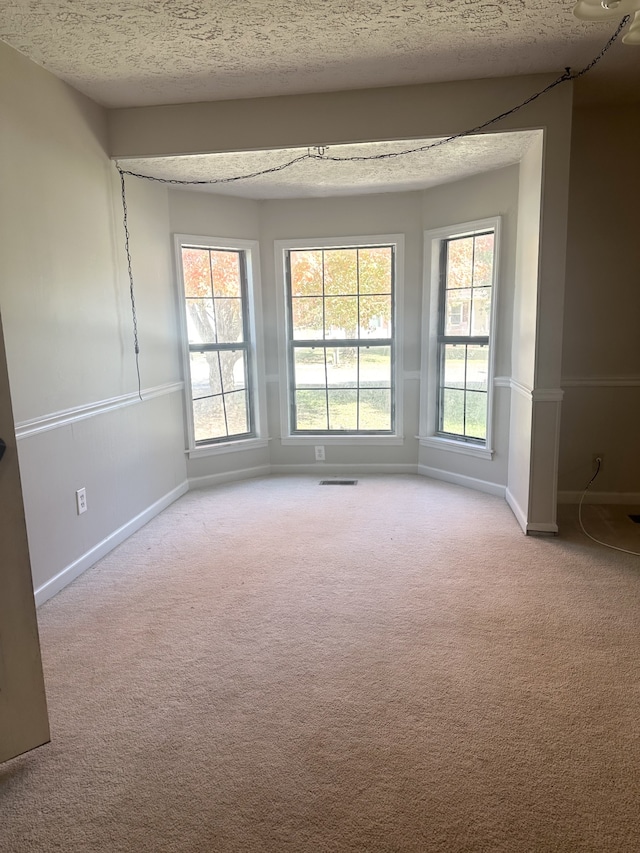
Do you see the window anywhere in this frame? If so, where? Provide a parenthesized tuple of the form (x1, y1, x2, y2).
(420, 219, 499, 456)
(175, 236, 266, 456)
(277, 236, 403, 439)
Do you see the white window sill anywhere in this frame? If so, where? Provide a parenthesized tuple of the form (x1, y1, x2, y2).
(187, 438, 270, 459)
(281, 435, 404, 447)
(418, 435, 494, 460)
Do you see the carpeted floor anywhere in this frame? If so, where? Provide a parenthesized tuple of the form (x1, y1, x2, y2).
(2, 475, 640, 852)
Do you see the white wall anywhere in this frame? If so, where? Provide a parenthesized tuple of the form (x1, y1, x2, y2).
(0, 42, 187, 604)
(419, 166, 520, 492)
(118, 76, 572, 529)
(169, 189, 260, 241)
(1, 48, 576, 608)
(260, 190, 422, 471)
(506, 135, 543, 529)
(108, 74, 569, 160)
(168, 165, 521, 487)
(559, 104, 640, 502)
(167, 189, 270, 485)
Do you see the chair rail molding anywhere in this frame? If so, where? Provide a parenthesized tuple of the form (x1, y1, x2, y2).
(15, 382, 184, 440)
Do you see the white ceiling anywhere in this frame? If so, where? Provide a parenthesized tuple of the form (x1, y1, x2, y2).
(1, 1, 639, 108)
(119, 132, 540, 199)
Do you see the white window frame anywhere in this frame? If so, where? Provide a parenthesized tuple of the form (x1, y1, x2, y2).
(275, 234, 404, 446)
(174, 234, 268, 459)
(419, 217, 501, 460)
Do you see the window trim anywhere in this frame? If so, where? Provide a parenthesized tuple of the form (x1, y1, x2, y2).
(275, 234, 404, 444)
(419, 217, 501, 459)
(174, 234, 268, 458)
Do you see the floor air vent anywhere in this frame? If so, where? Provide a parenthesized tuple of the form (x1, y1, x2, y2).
(629, 514, 640, 524)
(320, 480, 358, 486)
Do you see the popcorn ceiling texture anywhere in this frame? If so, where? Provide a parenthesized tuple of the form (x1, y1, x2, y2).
(120, 132, 538, 198)
(0, 0, 621, 107)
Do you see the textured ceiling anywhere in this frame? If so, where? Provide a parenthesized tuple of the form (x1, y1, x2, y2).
(119, 132, 539, 199)
(1, 1, 638, 108)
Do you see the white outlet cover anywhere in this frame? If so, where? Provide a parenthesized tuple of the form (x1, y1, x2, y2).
(76, 488, 87, 515)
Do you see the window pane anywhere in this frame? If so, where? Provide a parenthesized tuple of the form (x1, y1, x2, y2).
(210, 250, 241, 297)
(325, 296, 358, 339)
(358, 247, 392, 295)
(328, 389, 358, 430)
(287, 242, 396, 435)
(324, 249, 357, 296)
(219, 350, 246, 392)
(359, 346, 390, 387)
(180, 242, 256, 448)
(186, 299, 216, 344)
(293, 347, 326, 388)
(215, 298, 243, 343)
(447, 237, 473, 289)
(473, 233, 494, 287)
(295, 390, 328, 430)
(190, 351, 222, 398)
(193, 395, 226, 442)
(441, 388, 465, 435)
(359, 295, 392, 338)
(437, 229, 495, 444)
(466, 345, 489, 392)
(359, 389, 391, 430)
(225, 390, 249, 435)
(465, 391, 487, 440)
(292, 297, 323, 340)
(182, 248, 212, 298)
(326, 347, 358, 388)
(445, 289, 471, 336)
(290, 250, 323, 296)
(443, 344, 465, 389)
(471, 287, 492, 336)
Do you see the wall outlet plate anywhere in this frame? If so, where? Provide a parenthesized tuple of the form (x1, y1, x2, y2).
(315, 445, 325, 462)
(76, 487, 87, 515)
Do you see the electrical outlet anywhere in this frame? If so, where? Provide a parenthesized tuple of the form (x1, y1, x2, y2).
(76, 487, 87, 515)
(315, 445, 325, 462)
(591, 453, 604, 471)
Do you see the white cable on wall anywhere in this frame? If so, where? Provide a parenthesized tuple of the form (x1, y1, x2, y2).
(578, 458, 640, 556)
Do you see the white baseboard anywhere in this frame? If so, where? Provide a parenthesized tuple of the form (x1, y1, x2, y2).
(526, 522, 559, 534)
(188, 464, 272, 490)
(418, 464, 506, 498)
(505, 488, 558, 534)
(34, 480, 189, 607)
(558, 490, 640, 505)
(270, 463, 418, 476)
(505, 487, 527, 533)
(33, 463, 537, 607)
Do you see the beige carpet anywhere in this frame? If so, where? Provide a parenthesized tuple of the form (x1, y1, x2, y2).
(2, 475, 640, 852)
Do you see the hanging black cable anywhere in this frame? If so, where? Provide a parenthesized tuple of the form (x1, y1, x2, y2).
(115, 17, 628, 397)
(118, 18, 629, 185)
(118, 167, 143, 400)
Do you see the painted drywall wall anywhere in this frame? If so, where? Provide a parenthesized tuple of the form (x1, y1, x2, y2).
(169, 189, 260, 241)
(108, 74, 567, 160)
(506, 135, 543, 529)
(559, 104, 640, 501)
(169, 166, 519, 486)
(167, 189, 270, 484)
(0, 42, 187, 603)
(419, 165, 520, 490)
(260, 190, 422, 469)
(115, 76, 573, 529)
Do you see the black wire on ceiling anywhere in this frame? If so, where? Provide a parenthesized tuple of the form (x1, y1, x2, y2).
(117, 16, 629, 399)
